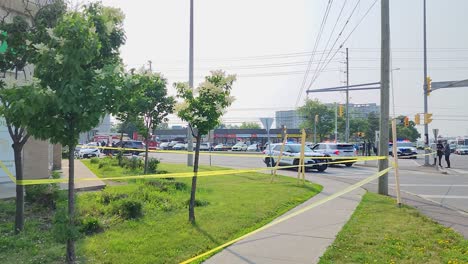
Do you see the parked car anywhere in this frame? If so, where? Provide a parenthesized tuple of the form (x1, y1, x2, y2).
(247, 144, 259, 152)
(455, 145, 468, 155)
(199, 142, 212, 151)
(172, 143, 186, 150)
(78, 143, 101, 158)
(388, 141, 418, 158)
(115, 140, 145, 155)
(232, 142, 248, 151)
(159, 142, 170, 150)
(310, 143, 357, 167)
(263, 143, 328, 172)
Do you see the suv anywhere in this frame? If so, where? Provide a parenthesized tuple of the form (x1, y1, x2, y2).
(199, 142, 212, 151)
(115, 140, 145, 155)
(389, 142, 417, 158)
(263, 143, 328, 172)
(311, 143, 357, 167)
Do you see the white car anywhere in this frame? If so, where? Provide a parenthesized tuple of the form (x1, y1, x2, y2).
(199, 142, 212, 151)
(247, 144, 259, 152)
(311, 143, 357, 166)
(263, 143, 328, 172)
(455, 145, 468, 155)
(78, 143, 101, 158)
(231, 143, 248, 151)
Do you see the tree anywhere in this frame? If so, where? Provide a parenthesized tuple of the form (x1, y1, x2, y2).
(30, 4, 125, 262)
(0, 1, 64, 233)
(298, 99, 334, 141)
(131, 70, 174, 174)
(175, 70, 236, 223)
(240, 122, 260, 129)
(391, 116, 421, 142)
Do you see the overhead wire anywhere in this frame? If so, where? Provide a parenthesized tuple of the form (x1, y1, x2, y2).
(295, 0, 334, 107)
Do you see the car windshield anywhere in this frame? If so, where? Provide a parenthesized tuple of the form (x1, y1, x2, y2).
(234, 143, 244, 146)
(288, 145, 313, 153)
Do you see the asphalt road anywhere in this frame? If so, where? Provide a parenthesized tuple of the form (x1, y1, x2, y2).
(148, 151, 468, 213)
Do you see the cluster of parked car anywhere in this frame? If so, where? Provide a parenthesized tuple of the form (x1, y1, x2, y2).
(76, 140, 146, 158)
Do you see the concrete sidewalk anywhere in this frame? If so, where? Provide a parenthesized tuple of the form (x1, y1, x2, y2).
(60, 159, 106, 191)
(205, 172, 365, 264)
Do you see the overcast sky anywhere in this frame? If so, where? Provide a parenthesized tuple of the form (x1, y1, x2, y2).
(88, 0, 468, 138)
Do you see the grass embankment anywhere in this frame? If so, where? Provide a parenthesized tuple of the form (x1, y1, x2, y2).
(0, 157, 321, 264)
(319, 192, 468, 264)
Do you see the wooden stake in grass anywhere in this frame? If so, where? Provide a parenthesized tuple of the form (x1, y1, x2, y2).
(391, 119, 402, 206)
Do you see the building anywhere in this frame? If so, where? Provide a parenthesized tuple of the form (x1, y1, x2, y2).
(275, 110, 305, 129)
(0, 0, 60, 189)
(348, 103, 379, 118)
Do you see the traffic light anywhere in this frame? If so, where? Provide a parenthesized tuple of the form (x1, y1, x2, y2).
(338, 105, 344, 117)
(404, 116, 409, 127)
(414, 114, 420, 125)
(424, 113, 433, 124)
(426, 76, 432, 96)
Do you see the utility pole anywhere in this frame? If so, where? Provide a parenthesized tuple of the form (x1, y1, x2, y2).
(345, 48, 350, 142)
(314, 114, 318, 144)
(187, 0, 194, 166)
(423, 0, 430, 166)
(148, 60, 152, 72)
(378, 0, 390, 195)
(335, 103, 338, 142)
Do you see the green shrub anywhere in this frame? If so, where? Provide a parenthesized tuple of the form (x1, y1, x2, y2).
(90, 157, 100, 164)
(99, 191, 128, 205)
(146, 180, 168, 192)
(80, 216, 103, 235)
(111, 199, 143, 219)
(186, 199, 210, 208)
(52, 205, 80, 243)
(174, 182, 188, 191)
(25, 183, 59, 209)
(147, 158, 160, 174)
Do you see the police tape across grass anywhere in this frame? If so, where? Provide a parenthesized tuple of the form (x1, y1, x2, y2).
(180, 167, 392, 264)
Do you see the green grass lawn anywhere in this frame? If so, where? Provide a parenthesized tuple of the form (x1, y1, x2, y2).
(0, 158, 321, 264)
(319, 192, 468, 264)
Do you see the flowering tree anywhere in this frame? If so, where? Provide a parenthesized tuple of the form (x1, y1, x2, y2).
(175, 70, 235, 223)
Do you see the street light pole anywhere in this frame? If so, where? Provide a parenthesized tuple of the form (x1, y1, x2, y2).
(187, 0, 194, 166)
(423, 0, 430, 166)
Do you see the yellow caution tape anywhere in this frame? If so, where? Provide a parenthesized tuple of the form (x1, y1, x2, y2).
(179, 166, 393, 264)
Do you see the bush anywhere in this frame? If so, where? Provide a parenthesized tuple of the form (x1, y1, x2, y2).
(90, 157, 100, 164)
(120, 157, 142, 171)
(25, 183, 59, 209)
(111, 199, 143, 219)
(80, 216, 103, 235)
(146, 180, 168, 192)
(52, 205, 80, 243)
(99, 191, 128, 205)
(174, 182, 188, 191)
(147, 158, 160, 174)
(186, 199, 210, 208)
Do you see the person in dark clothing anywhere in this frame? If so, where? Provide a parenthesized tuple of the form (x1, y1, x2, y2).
(367, 142, 372, 156)
(362, 141, 366, 156)
(444, 143, 451, 168)
(436, 141, 444, 167)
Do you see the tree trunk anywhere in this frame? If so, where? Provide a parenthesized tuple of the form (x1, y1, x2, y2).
(66, 144, 76, 263)
(144, 134, 149, 174)
(188, 134, 201, 223)
(13, 145, 24, 234)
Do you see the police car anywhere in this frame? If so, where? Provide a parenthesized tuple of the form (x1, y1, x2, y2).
(263, 143, 329, 172)
(389, 141, 418, 159)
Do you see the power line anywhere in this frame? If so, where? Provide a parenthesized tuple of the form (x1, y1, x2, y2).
(295, 0, 334, 107)
(307, 0, 379, 91)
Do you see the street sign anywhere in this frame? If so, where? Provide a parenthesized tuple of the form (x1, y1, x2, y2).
(260, 118, 273, 131)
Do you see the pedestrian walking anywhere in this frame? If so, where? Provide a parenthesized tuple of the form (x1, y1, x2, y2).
(436, 141, 444, 167)
(362, 141, 366, 156)
(444, 143, 451, 168)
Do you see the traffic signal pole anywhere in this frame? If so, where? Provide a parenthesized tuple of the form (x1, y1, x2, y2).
(423, 0, 430, 166)
(378, 0, 390, 196)
(187, 0, 194, 166)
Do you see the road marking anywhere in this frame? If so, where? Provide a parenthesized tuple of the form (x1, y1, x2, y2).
(390, 184, 468, 187)
(419, 195, 468, 199)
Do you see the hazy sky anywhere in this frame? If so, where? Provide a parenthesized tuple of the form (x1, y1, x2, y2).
(89, 0, 468, 137)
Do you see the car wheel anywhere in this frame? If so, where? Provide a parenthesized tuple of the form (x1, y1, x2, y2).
(345, 163, 353, 167)
(265, 157, 275, 167)
(317, 164, 327, 172)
